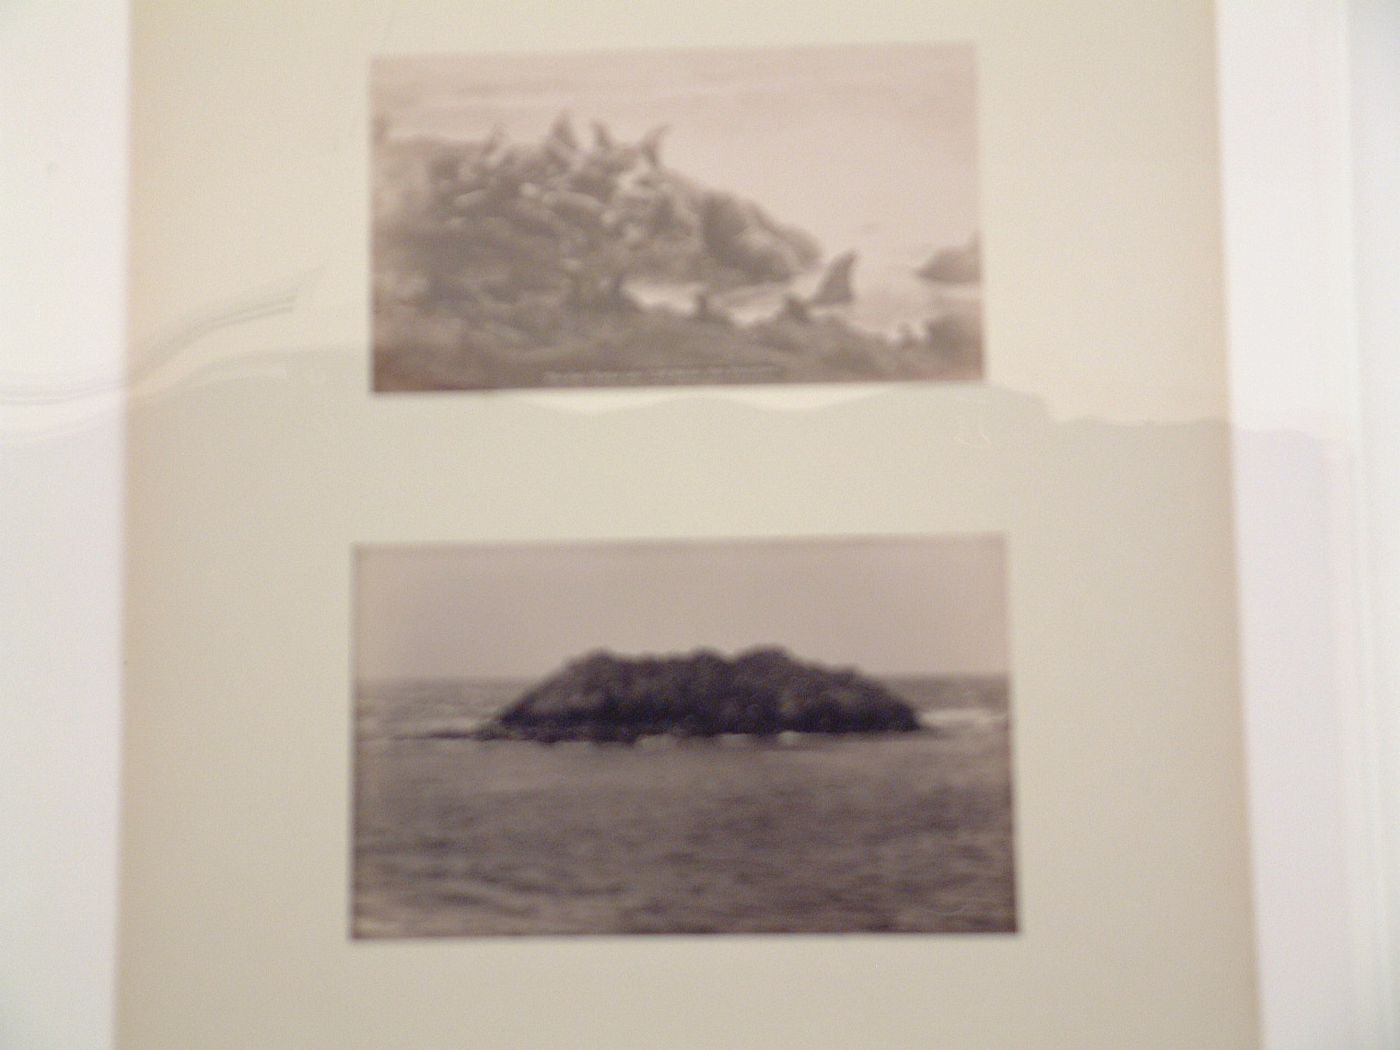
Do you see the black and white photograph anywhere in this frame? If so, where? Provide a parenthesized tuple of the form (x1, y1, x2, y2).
(371, 45, 982, 391)
(353, 536, 1015, 937)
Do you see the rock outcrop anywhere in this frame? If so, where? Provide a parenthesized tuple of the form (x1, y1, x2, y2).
(473, 648, 921, 742)
(695, 193, 820, 286)
(809, 250, 858, 306)
(916, 235, 980, 284)
(373, 118, 985, 389)
(379, 115, 821, 303)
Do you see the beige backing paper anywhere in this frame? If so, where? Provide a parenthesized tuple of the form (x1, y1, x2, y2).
(122, 1, 1258, 1047)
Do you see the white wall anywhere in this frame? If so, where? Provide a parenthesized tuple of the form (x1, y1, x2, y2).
(0, 1, 1394, 1047)
(0, 3, 127, 1049)
(1219, 0, 1399, 1046)
(1348, 0, 1400, 1041)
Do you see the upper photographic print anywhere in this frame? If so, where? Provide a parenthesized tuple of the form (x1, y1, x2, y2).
(371, 45, 982, 391)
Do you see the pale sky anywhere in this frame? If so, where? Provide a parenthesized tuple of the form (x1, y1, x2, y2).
(374, 44, 979, 256)
(355, 536, 1008, 680)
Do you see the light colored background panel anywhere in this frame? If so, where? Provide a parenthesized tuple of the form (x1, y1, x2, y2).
(121, 1, 1256, 1048)
(128, 0, 1227, 424)
(120, 383, 1256, 1049)
(1, 4, 127, 1050)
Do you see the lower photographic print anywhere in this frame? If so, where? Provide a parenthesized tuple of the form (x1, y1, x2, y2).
(352, 536, 1016, 937)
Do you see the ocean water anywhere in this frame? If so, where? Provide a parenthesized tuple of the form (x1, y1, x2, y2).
(628, 243, 979, 341)
(353, 676, 1015, 937)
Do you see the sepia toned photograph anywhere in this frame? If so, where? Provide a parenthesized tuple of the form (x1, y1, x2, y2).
(371, 45, 982, 391)
(353, 536, 1015, 936)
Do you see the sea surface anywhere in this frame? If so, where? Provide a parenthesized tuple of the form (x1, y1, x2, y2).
(354, 676, 1015, 937)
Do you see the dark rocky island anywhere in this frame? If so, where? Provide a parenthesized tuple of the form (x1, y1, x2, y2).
(472, 648, 922, 743)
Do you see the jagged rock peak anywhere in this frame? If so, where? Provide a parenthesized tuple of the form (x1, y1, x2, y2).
(810, 250, 858, 306)
(916, 235, 980, 284)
